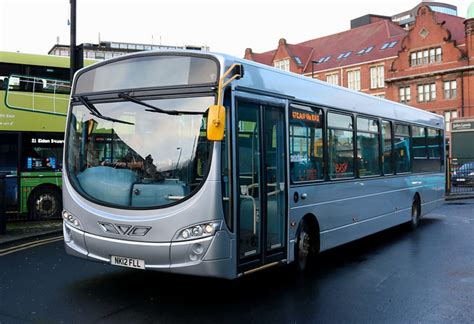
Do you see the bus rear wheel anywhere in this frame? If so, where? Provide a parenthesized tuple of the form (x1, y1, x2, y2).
(29, 187, 62, 220)
(409, 198, 421, 230)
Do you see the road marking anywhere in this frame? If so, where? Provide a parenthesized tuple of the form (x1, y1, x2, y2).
(0, 236, 63, 256)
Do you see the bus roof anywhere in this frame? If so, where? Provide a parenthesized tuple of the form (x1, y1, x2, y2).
(73, 49, 444, 129)
(224, 53, 444, 129)
(0, 51, 96, 68)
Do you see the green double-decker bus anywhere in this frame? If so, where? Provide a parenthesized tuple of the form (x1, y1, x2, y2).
(0, 51, 94, 219)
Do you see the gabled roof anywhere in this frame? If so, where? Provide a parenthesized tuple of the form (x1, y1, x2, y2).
(252, 51, 275, 66)
(248, 20, 407, 74)
(286, 44, 313, 66)
(246, 7, 468, 74)
(432, 11, 466, 45)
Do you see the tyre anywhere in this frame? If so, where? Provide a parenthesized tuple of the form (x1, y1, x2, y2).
(29, 187, 62, 219)
(409, 198, 421, 230)
(294, 220, 316, 272)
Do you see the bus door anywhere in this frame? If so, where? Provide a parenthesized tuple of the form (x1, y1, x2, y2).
(235, 98, 287, 272)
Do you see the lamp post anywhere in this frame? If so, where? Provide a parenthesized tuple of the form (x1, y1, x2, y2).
(70, 0, 76, 83)
(174, 147, 182, 178)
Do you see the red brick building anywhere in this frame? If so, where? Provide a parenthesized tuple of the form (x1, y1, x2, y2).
(244, 3, 474, 143)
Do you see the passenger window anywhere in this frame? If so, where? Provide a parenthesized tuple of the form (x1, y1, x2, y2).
(394, 124, 411, 173)
(412, 126, 428, 173)
(289, 106, 324, 182)
(357, 117, 380, 176)
(382, 120, 393, 174)
(328, 112, 354, 179)
(427, 128, 440, 159)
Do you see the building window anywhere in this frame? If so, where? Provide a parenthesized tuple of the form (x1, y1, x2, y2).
(274, 59, 290, 71)
(326, 73, 339, 85)
(347, 70, 361, 91)
(444, 110, 458, 132)
(399, 86, 411, 103)
(417, 83, 436, 102)
(370, 66, 384, 89)
(410, 47, 442, 66)
(443, 80, 457, 99)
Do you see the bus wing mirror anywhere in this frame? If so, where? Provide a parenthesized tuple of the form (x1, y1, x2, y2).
(207, 105, 225, 141)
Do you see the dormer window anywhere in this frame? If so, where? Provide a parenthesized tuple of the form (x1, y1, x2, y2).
(274, 59, 290, 71)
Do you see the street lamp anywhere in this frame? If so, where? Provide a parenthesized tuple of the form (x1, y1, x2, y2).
(174, 147, 182, 178)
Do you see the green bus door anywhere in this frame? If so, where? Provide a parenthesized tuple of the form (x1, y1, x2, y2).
(236, 99, 287, 272)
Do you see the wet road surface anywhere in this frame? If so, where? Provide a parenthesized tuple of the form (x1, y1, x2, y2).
(1, 199, 473, 323)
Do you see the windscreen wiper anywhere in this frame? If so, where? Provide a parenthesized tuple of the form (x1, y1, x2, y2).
(118, 92, 204, 116)
(77, 96, 135, 125)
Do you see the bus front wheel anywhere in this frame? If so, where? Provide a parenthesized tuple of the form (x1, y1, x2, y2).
(29, 187, 62, 220)
(295, 220, 315, 272)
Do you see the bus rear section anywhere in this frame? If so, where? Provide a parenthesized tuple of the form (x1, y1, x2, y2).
(62, 52, 238, 279)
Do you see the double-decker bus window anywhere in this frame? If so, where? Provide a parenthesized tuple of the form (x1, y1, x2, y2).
(382, 120, 394, 175)
(357, 117, 380, 176)
(289, 106, 324, 182)
(328, 112, 354, 179)
(394, 124, 411, 173)
(21, 133, 64, 172)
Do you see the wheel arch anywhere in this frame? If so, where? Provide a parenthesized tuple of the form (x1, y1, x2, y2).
(413, 191, 421, 215)
(296, 213, 320, 254)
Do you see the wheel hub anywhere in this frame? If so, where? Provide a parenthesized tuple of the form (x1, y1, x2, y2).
(35, 194, 58, 217)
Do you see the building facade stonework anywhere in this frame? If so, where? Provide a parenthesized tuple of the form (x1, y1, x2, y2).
(244, 3, 474, 144)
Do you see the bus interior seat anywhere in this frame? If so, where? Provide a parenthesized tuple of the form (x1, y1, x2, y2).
(77, 166, 138, 206)
(131, 181, 187, 207)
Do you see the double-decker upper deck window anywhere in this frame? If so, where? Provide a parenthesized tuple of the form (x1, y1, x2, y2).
(328, 112, 354, 179)
(74, 55, 219, 94)
(289, 106, 324, 182)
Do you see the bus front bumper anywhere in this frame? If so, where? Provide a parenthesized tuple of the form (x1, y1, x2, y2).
(63, 222, 235, 279)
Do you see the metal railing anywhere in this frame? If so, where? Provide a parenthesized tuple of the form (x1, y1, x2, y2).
(447, 157, 474, 195)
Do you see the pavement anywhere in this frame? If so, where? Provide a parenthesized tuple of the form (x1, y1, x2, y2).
(0, 219, 63, 250)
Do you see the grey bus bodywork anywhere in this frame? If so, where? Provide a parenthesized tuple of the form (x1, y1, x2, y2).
(63, 51, 445, 279)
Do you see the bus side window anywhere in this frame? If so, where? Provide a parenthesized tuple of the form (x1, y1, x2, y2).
(289, 105, 324, 182)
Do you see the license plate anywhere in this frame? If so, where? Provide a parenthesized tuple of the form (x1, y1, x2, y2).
(111, 255, 145, 270)
(457, 179, 466, 182)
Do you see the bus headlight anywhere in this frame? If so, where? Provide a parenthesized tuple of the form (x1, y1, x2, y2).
(62, 210, 82, 229)
(174, 221, 221, 241)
